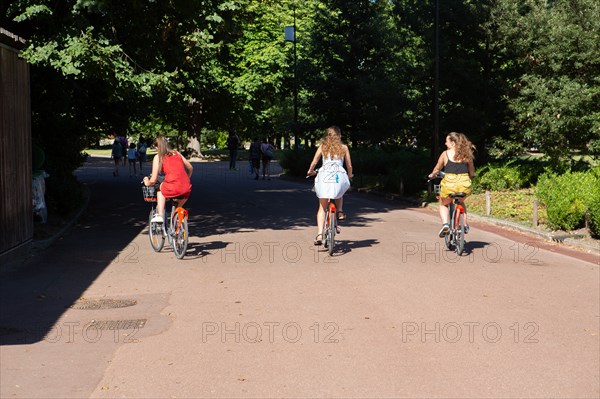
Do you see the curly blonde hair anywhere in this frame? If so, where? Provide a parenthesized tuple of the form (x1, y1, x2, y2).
(320, 126, 345, 159)
(448, 132, 475, 162)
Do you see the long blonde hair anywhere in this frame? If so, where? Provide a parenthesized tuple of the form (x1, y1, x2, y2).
(320, 126, 345, 159)
(448, 132, 475, 162)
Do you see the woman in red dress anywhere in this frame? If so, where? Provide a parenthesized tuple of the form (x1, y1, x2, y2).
(143, 136, 193, 223)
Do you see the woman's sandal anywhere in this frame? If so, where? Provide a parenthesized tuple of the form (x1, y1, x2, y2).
(337, 210, 346, 221)
(314, 234, 323, 246)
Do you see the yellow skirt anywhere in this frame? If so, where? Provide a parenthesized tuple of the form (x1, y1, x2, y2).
(440, 173, 472, 198)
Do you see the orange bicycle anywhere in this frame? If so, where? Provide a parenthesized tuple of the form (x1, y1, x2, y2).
(322, 198, 338, 256)
(142, 184, 189, 259)
(308, 169, 338, 256)
(429, 172, 467, 256)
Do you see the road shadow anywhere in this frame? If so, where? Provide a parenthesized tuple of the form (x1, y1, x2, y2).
(179, 240, 230, 260)
(0, 158, 415, 345)
(437, 240, 492, 257)
(1, 158, 149, 345)
(311, 239, 380, 257)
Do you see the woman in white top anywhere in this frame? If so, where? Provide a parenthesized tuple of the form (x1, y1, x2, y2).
(307, 126, 353, 245)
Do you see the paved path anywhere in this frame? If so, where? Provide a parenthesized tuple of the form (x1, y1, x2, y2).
(1, 157, 598, 398)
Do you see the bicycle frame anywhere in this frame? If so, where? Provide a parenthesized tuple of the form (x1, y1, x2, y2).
(428, 173, 467, 256)
(445, 195, 466, 256)
(148, 198, 189, 259)
(322, 199, 337, 256)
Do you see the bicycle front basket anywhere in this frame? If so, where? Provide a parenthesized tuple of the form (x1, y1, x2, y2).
(142, 185, 158, 202)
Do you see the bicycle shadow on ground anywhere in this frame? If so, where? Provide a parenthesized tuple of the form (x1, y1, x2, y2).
(181, 240, 230, 260)
(462, 240, 491, 256)
(320, 238, 380, 256)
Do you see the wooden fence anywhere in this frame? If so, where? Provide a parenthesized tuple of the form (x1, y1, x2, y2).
(0, 28, 32, 257)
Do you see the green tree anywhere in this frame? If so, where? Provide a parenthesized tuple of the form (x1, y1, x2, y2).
(7, 0, 238, 164)
(491, 0, 600, 163)
(302, 0, 404, 146)
(222, 0, 307, 142)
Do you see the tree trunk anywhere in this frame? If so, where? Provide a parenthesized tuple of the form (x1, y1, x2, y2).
(186, 98, 203, 159)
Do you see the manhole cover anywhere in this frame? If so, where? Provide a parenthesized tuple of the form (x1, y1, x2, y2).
(87, 319, 146, 330)
(69, 299, 137, 310)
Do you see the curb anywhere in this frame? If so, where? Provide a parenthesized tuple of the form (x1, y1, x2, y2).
(423, 202, 599, 255)
(272, 175, 599, 256)
(31, 184, 91, 251)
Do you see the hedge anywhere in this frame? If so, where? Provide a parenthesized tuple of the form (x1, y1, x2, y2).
(536, 167, 600, 233)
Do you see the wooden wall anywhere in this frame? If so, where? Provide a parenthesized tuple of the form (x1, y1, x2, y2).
(0, 31, 32, 255)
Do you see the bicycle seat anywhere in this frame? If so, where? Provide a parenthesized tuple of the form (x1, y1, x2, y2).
(450, 192, 467, 198)
(167, 196, 188, 202)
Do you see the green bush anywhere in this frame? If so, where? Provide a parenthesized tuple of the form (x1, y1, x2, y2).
(585, 167, 600, 238)
(46, 173, 85, 217)
(279, 149, 315, 177)
(536, 169, 599, 231)
(587, 194, 600, 238)
(473, 159, 549, 192)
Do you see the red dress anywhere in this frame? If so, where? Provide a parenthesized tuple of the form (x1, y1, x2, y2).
(160, 152, 192, 198)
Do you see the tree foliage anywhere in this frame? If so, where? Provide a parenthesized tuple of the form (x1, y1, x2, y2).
(489, 0, 600, 162)
(3, 0, 599, 176)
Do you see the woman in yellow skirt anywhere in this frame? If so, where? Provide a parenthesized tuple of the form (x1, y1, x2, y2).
(428, 132, 476, 237)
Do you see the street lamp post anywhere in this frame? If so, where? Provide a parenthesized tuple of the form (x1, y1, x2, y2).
(433, 0, 440, 161)
(285, 2, 298, 149)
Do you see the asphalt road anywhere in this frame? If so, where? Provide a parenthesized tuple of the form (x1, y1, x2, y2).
(1, 156, 598, 398)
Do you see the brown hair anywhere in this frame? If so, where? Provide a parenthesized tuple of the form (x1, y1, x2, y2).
(155, 136, 174, 172)
(320, 126, 345, 159)
(447, 132, 475, 162)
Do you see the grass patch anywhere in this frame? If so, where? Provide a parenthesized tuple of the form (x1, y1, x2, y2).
(84, 147, 157, 157)
(467, 188, 547, 228)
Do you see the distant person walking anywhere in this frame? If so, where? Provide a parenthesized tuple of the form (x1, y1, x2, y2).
(227, 132, 241, 170)
(119, 136, 128, 166)
(260, 138, 274, 180)
(127, 142, 138, 177)
(137, 139, 147, 175)
(111, 139, 123, 176)
(248, 138, 262, 180)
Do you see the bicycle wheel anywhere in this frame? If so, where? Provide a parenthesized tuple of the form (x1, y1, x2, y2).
(148, 208, 165, 252)
(328, 211, 336, 256)
(166, 207, 174, 248)
(455, 212, 465, 256)
(321, 209, 329, 249)
(444, 204, 454, 250)
(171, 211, 188, 259)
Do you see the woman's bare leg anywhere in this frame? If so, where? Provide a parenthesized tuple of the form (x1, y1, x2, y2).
(316, 198, 328, 236)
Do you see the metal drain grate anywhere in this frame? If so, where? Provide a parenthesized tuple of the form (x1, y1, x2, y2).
(69, 299, 137, 310)
(87, 319, 147, 330)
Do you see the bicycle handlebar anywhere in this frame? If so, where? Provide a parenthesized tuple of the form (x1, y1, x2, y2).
(427, 171, 445, 182)
(306, 168, 319, 179)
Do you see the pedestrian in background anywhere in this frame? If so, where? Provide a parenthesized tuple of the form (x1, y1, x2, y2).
(111, 139, 123, 176)
(227, 132, 241, 170)
(260, 138, 274, 180)
(249, 138, 262, 180)
(127, 142, 138, 177)
(137, 139, 147, 175)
